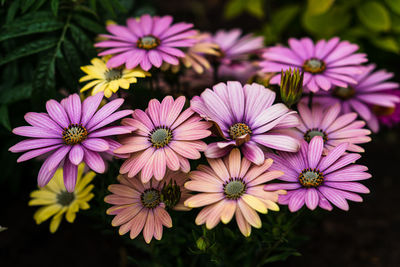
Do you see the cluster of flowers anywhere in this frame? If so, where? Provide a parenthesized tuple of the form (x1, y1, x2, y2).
(10, 14, 399, 243)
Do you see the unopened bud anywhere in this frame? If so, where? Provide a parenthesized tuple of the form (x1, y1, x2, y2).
(196, 236, 209, 251)
(280, 68, 303, 108)
(160, 180, 181, 208)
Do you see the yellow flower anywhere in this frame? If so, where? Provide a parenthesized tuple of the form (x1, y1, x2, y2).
(29, 164, 96, 233)
(79, 57, 150, 98)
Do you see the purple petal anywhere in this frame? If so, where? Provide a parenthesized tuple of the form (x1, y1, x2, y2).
(241, 141, 264, 165)
(88, 110, 133, 133)
(317, 142, 348, 171)
(9, 138, 62, 153)
(83, 148, 105, 173)
(82, 138, 109, 152)
(81, 93, 104, 127)
(63, 158, 78, 192)
(24, 112, 62, 133)
(305, 188, 319, 210)
(86, 98, 124, 130)
(252, 134, 300, 152)
(288, 188, 306, 212)
(16, 144, 62, 162)
(323, 154, 361, 174)
(46, 145, 71, 171)
(318, 186, 349, 210)
(204, 142, 232, 158)
(307, 136, 323, 169)
(46, 99, 70, 128)
(13, 126, 60, 138)
(37, 157, 60, 187)
(324, 181, 370, 194)
(64, 94, 82, 125)
(89, 126, 132, 138)
(69, 144, 84, 165)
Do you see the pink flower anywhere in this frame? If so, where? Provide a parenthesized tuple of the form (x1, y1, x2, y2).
(9, 93, 132, 192)
(105, 170, 189, 243)
(95, 14, 197, 71)
(312, 64, 400, 132)
(190, 81, 300, 165)
(264, 136, 371, 212)
(260, 37, 367, 93)
(374, 90, 400, 128)
(184, 148, 285, 237)
(115, 96, 212, 182)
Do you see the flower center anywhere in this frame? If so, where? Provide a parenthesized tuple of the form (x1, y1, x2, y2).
(304, 128, 328, 143)
(160, 180, 181, 208)
(141, 189, 161, 209)
(372, 105, 396, 116)
(149, 127, 173, 148)
(104, 68, 122, 82)
(302, 58, 326, 74)
(299, 168, 324, 188)
(223, 178, 246, 200)
(229, 123, 252, 140)
(57, 191, 75, 206)
(332, 86, 356, 100)
(62, 124, 88, 145)
(137, 35, 160, 50)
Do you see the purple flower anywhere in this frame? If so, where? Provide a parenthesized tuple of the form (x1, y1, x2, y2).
(292, 102, 371, 153)
(374, 90, 400, 129)
(264, 136, 371, 212)
(313, 64, 400, 132)
(9, 93, 132, 192)
(95, 14, 197, 71)
(190, 81, 300, 165)
(260, 37, 367, 93)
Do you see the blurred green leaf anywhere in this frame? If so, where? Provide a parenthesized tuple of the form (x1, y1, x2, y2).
(51, 0, 59, 16)
(72, 14, 104, 33)
(262, 251, 301, 264)
(371, 37, 399, 53)
(392, 14, 400, 33)
(0, 37, 58, 66)
(32, 52, 57, 100)
(246, 0, 264, 18)
(306, 0, 335, 15)
(69, 24, 96, 57)
(99, 0, 116, 17)
(225, 0, 245, 19)
(31, 0, 48, 12)
(6, 0, 21, 23)
(385, 0, 400, 16)
(0, 105, 11, 131)
(357, 1, 391, 32)
(20, 0, 36, 13)
(0, 83, 33, 104)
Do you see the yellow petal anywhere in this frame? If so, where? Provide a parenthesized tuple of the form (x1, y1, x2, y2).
(117, 79, 130, 89)
(76, 171, 96, 193)
(29, 190, 56, 201)
(79, 201, 91, 210)
(92, 82, 107, 95)
(77, 184, 95, 199)
(242, 194, 268, 214)
(109, 80, 120, 92)
(80, 66, 104, 79)
(49, 208, 67, 233)
(104, 89, 113, 98)
(66, 204, 78, 223)
(126, 77, 137, 83)
(33, 204, 62, 224)
(91, 58, 107, 70)
(80, 79, 103, 92)
(29, 198, 56, 206)
(79, 75, 94, 82)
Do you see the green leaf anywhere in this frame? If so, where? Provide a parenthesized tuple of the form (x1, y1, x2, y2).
(271, 4, 300, 33)
(6, 0, 21, 23)
(62, 39, 83, 76)
(246, 0, 264, 18)
(0, 105, 11, 131)
(385, 0, 400, 16)
(32, 52, 57, 101)
(371, 37, 399, 53)
(51, 0, 59, 16)
(31, 0, 48, 12)
(0, 38, 58, 66)
(0, 83, 33, 104)
(110, 0, 128, 13)
(69, 24, 96, 57)
(392, 14, 400, 33)
(99, 0, 116, 17)
(357, 1, 391, 32)
(20, 0, 36, 13)
(306, 0, 335, 15)
(0, 17, 63, 42)
(72, 14, 104, 33)
(263, 251, 301, 264)
(225, 0, 246, 19)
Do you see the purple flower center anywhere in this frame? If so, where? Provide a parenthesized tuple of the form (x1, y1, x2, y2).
(333, 86, 356, 100)
(149, 127, 173, 148)
(62, 124, 88, 145)
(304, 128, 328, 143)
(223, 178, 246, 200)
(57, 191, 75, 206)
(299, 168, 324, 188)
(141, 189, 161, 209)
(104, 68, 123, 82)
(372, 105, 396, 116)
(302, 58, 326, 74)
(137, 35, 160, 50)
(228, 123, 252, 140)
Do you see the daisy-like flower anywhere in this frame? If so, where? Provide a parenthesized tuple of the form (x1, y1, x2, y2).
(190, 81, 300, 165)
(104, 170, 190, 243)
(293, 102, 371, 153)
(29, 164, 95, 233)
(115, 95, 212, 182)
(9, 93, 132, 191)
(374, 90, 400, 129)
(184, 148, 285, 237)
(95, 14, 197, 71)
(264, 136, 371, 212)
(260, 37, 367, 92)
(80, 57, 150, 98)
(313, 64, 400, 132)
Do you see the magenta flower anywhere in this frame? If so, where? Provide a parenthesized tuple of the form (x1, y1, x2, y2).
(264, 136, 371, 212)
(293, 102, 371, 153)
(190, 81, 300, 165)
(374, 90, 400, 129)
(260, 37, 367, 92)
(313, 64, 400, 132)
(9, 93, 132, 192)
(95, 14, 197, 71)
(115, 96, 212, 183)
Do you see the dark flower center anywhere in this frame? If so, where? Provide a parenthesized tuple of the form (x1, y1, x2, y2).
(137, 35, 160, 50)
(332, 86, 356, 100)
(62, 124, 88, 145)
(299, 168, 324, 187)
(160, 180, 181, 208)
(104, 68, 123, 82)
(229, 123, 252, 140)
(149, 127, 173, 148)
(302, 58, 326, 74)
(223, 178, 246, 200)
(372, 105, 396, 116)
(57, 191, 75, 206)
(141, 189, 161, 209)
(304, 128, 328, 143)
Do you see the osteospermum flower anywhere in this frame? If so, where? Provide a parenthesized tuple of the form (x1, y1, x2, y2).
(80, 57, 150, 98)
(260, 37, 367, 92)
(293, 102, 371, 153)
(29, 164, 95, 233)
(184, 148, 285, 237)
(9, 93, 132, 191)
(264, 136, 371, 211)
(312, 64, 400, 132)
(115, 95, 212, 182)
(374, 90, 400, 129)
(95, 14, 197, 71)
(104, 171, 189, 243)
(190, 81, 300, 165)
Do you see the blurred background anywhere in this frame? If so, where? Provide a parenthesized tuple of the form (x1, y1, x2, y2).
(1, 0, 399, 266)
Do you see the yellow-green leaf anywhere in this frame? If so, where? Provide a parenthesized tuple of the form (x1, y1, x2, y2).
(307, 0, 335, 15)
(357, 1, 391, 32)
(385, 0, 400, 16)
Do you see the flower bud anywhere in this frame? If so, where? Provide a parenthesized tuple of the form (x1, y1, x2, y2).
(280, 68, 303, 108)
(160, 180, 181, 208)
(196, 236, 209, 251)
